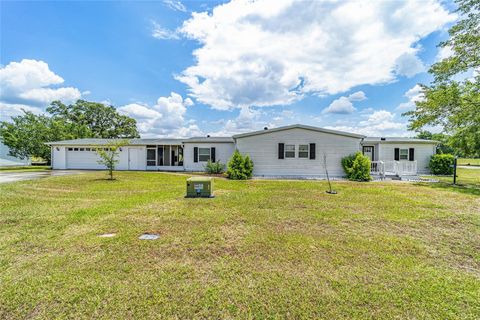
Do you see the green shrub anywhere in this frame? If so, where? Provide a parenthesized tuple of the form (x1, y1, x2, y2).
(429, 154, 454, 175)
(204, 160, 225, 174)
(226, 150, 254, 180)
(341, 152, 371, 181)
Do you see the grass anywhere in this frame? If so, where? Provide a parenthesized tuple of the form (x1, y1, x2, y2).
(421, 167, 480, 196)
(0, 171, 479, 319)
(458, 158, 480, 166)
(0, 165, 50, 172)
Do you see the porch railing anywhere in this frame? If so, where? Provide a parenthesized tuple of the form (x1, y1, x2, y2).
(370, 160, 417, 177)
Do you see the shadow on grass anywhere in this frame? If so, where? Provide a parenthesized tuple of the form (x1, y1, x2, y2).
(416, 181, 480, 196)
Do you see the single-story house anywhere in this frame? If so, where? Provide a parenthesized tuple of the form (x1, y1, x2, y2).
(47, 124, 438, 177)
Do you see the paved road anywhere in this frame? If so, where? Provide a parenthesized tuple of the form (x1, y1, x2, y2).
(0, 170, 86, 184)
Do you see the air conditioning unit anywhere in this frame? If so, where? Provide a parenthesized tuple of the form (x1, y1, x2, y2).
(186, 177, 214, 198)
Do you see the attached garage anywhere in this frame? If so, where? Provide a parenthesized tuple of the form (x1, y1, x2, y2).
(66, 147, 105, 170)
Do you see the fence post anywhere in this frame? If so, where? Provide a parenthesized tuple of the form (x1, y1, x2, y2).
(453, 157, 457, 185)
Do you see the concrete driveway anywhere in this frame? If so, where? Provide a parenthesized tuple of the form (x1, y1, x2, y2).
(0, 170, 86, 184)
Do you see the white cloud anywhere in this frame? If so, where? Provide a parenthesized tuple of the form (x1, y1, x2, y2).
(117, 92, 202, 138)
(326, 110, 408, 136)
(322, 96, 356, 114)
(394, 52, 425, 77)
(348, 91, 367, 101)
(177, 0, 454, 110)
(151, 21, 180, 40)
(0, 102, 43, 122)
(163, 0, 187, 12)
(436, 45, 453, 61)
(322, 90, 366, 114)
(0, 59, 82, 121)
(18, 87, 81, 105)
(397, 84, 424, 110)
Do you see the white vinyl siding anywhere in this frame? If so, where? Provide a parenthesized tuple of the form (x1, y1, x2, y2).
(235, 128, 362, 177)
(183, 143, 235, 171)
(376, 143, 436, 174)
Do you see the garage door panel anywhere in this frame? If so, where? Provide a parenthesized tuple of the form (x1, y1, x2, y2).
(66, 149, 105, 169)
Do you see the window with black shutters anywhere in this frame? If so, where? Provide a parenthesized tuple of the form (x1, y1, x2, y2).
(285, 145, 295, 158)
(198, 148, 211, 162)
(298, 144, 309, 158)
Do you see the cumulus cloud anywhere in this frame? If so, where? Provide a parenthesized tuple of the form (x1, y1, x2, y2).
(151, 21, 180, 40)
(0, 59, 82, 121)
(394, 52, 425, 77)
(117, 92, 202, 138)
(322, 90, 366, 114)
(397, 84, 424, 110)
(176, 0, 454, 110)
(348, 91, 367, 101)
(326, 110, 408, 136)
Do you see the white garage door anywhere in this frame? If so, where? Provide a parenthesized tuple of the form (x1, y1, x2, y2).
(66, 147, 105, 169)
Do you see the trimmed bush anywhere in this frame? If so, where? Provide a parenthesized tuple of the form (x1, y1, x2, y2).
(226, 150, 254, 180)
(341, 152, 371, 181)
(429, 154, 454, 175)
(204, 160, 225, 174)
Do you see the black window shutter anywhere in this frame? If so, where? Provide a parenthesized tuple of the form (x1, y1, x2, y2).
(194, 147, 198, 163)
(278, 143, 284, 159)
(394, 148, 400, 161)
(409, 148, 414, 161)
(309, 143, 316, 160)
(211, 147, 216, 162)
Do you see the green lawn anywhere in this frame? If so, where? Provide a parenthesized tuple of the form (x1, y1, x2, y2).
(0, 171, 479, 319)
(421, 167, 480, 196)
(0, 165, 50, 172)
(458, 158, 480, 166)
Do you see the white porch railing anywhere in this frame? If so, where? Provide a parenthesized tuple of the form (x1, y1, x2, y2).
(370, 160, 417, 178)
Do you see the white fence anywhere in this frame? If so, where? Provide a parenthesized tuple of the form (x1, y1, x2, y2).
(370, 160, 417, 178)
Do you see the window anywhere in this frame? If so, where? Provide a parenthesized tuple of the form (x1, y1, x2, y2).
(147, 148, 156, 166)
(285, 145, 295, 158)
(73, 148, 79, 151)
(86, 148, 91, 151)
(68, 148, 73, 151)
(198, 148, 211, 162)
(399, 148, 408, 160)
(79, 148, 85, 151)
(298, 144, 309, 158)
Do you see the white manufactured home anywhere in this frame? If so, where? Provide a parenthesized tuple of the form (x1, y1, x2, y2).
(48, 124, 438, 178)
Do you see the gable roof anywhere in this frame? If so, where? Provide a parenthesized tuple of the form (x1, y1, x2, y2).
(232, 124, 366, 139)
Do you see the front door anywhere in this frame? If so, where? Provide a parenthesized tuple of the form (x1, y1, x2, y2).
(128, 148, 141, 170)
(363, 146, 374, 161)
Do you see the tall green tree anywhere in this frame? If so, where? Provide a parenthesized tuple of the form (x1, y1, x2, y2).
(404, 0, 480, 157)
(47, 100, 139, 138)
(0, 100, 140, 163)
(416, 130, 455, 155)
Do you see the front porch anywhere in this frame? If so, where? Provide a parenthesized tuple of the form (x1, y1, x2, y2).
(146, 144, 185, 171)
(371, 160, 418, 178)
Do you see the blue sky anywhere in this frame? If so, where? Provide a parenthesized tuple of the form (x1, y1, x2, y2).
(0, 0, 456, 137)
